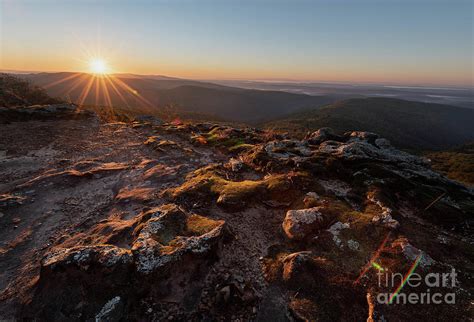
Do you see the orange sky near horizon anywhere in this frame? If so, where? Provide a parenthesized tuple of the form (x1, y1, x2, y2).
(3, 52, 471, 87)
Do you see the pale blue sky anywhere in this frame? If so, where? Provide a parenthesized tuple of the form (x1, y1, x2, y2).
(1, 0, 472, 86)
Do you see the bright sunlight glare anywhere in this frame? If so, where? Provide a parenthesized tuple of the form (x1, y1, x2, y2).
(90, 59, 108, 74)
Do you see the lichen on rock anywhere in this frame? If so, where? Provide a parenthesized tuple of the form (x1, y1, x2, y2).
(282, 207, 325, 240)
(131, 204, 225, 274)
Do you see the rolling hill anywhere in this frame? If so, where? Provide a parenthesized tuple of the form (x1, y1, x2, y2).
(263, 97, 474, 150)
(17, 72, 341, 123)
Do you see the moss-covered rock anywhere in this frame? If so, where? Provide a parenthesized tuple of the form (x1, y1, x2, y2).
(131, 204, 225, 274)
(169, 166, 307, 210)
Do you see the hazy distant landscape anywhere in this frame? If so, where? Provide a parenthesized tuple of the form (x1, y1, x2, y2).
(15, 72, 343, 122)
(213, 79, 474, 109)
(9, 71, 473, 152)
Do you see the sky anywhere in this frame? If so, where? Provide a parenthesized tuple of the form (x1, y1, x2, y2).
(0, 0, 472, 86)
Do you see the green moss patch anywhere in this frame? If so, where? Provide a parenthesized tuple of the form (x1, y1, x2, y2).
(170, 167, 309, 210)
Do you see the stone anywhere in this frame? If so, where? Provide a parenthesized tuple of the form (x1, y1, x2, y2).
(132, 204, 225, 274)
(317, 132, 426, 166)
(95, 296, 122, 322)
(282, 251, 312, 282)
(281, 252, 327, 289)
(372, 213, 400, 229)
(305, 127, 340, 145)
(134, 115, 163, 125)
(42, 245, 133, 271)
(282, 207, 324, 240)
(306, 192, 319, 199)
(327, 222, 350, 248)
(264, 140, 313, 161)
(347, 239, 360, 251)
(347, 131, 379, 141)
(228, 158, 244, 172)
(303, 192, 320, 207)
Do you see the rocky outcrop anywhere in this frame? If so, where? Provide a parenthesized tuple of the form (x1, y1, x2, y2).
(189, 124, 264, 153)
(132, 204, 225, 274)
(244, 128, 452, 182)
(40, 205, 226, 278)
(42, 245, 133, 271)
(144, 136, 178, 151)
(0, 103, 95, 122)
(30, 245, 133, 320)
(264, 140, 313, 161)
(315, 132, 424, 166)
(28, 204, 226, 319)
(2, 116, 473, 321)
(169, 166, 301, 211)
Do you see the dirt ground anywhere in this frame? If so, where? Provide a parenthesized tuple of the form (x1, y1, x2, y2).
(0, 116, 296, 321)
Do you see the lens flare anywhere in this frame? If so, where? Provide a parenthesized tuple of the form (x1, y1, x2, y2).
(388, 254, 422, 304)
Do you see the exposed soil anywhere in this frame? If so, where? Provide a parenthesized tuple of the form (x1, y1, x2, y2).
(0, 118, 230, 317)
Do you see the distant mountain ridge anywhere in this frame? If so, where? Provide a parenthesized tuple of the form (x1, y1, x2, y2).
(212, 79, 474, 109)
(263, 97, 474, 150)
(17, 72, 342, 123)
(6, 73, 474, 150)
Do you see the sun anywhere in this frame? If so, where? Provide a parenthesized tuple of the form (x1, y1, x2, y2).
(89, 59, 108, 74)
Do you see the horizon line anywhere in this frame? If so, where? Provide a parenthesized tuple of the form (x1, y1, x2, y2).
(1, 68, 472, 90)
